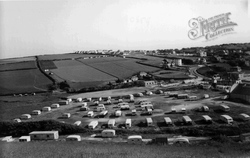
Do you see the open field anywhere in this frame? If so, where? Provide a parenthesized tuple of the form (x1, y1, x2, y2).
(0, 61, 37, 71)
(77, 57, 159, 79)
(51, 60, 117, 82)
(37, 53, 104, 60)
(151, 70, 191, 79)
(0, 56, 36, 64)
(0, 69, 53, 95)
(1, 140, 250, 158)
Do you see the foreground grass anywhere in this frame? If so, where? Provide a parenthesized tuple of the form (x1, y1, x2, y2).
(1, 141, 250, 158)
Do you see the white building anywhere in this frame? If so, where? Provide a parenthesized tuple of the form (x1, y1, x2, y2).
(19, 136, 31, 142)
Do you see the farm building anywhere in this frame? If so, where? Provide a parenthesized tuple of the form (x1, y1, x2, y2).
(21, 114, 31, 120)
(62, 113, 71, 118)
(51, 103, 60, 108)
(125, 119, 132, 128)
(108, 119, 116, 128)
(29, 131, 59, 140)
(164, 117, 172, 125)
(239, 113, 250, 121)
(1, 136, 14, 142)
(73, 121, 82, 126)
(220, 115, 233, 124)
(146, 118, 153, 126)
(127, 135, 143, 144)
(32, 110, 41, 115)
(102, 129, 116, 138)
(42, 106, 51, 112)
(19, 136, 31, 142)
(58, 100, 69, 105)
(88, 120, 98, 129)
(230, 83, 250, 103)
(13, 118, 21, 123)
(66, 135, 81, 141)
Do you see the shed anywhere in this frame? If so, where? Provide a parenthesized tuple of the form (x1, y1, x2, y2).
(66, 135, 81, 141)
(21, 114, 31, 120)
(42, 106, 51, 112)
(32, 110, 41, 115)
(73, 121, 81, 126)
(88, 120, 98, 129)
(51, 103, 60, 108)
(108, 119, 116, 128)
(102, 129, 116, 138)
(29, 131, 59, 140)
(81, 102, 87, 106)
(19, 136, 31, 142)
(127, 135, 143, 144)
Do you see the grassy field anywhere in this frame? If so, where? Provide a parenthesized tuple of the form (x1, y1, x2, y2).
(0, 56, 36, 64)
(0, 93, 67, 121)
(1, 141, 250, 158)
(0, 61, 37, 71)
(0, 69, 53, 95)
(37, 53, 103, 60)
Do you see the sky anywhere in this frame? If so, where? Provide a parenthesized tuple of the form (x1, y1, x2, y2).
(0, 0, 250, 59)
